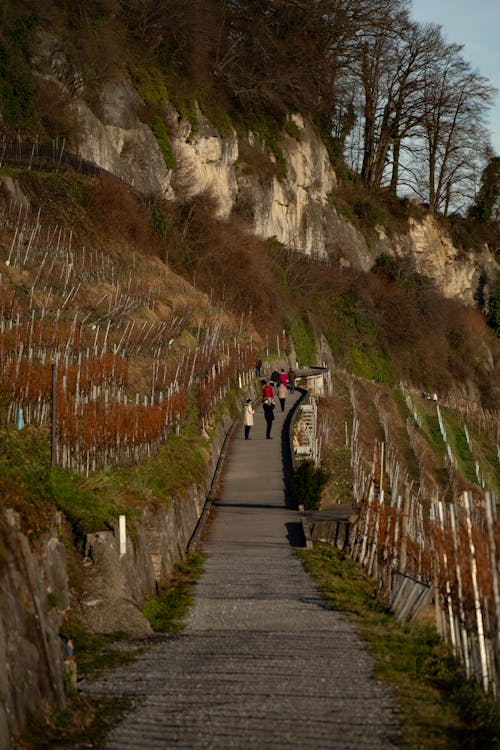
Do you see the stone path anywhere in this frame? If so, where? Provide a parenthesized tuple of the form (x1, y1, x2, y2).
(84, 391, 399, 749)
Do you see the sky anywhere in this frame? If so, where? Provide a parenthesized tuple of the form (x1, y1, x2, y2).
(410, 0, 500, 155)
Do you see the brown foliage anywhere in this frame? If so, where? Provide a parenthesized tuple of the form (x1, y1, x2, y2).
(86, 177, 158, 249)
(294, 259, 498, 406)
(162, 191, 283, 330)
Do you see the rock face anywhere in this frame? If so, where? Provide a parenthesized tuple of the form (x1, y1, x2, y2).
(0, 512, 68, 750)
(31, 31, 173, 198)
(29, 35, 498, 304)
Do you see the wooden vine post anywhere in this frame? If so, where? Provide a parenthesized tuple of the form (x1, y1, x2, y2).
(485, 490, 500, 688)
(51, 362, 57, 468)
(464, 490, 489, 692)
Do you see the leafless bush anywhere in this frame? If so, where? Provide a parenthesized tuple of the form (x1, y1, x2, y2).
(86, 177, 158, 249)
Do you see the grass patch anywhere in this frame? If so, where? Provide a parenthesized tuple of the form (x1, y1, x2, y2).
(289, 315, 316, 366)
(0, 427, 55, 538)
(440, 408, 477, 484)
(59, 622, 137, 677)
(18, 624, 137, 749)
(38, 172, 91, 205)
(142, 552, 205, 633)
(299, 543, 500, 750)
(0, 409, 208, 548)
(328, 445, 354, 504)
(350, 344, 393, 385)
(19, 694, 131, 750)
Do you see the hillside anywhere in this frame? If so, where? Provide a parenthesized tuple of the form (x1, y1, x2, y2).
(0, 1, 500, 747)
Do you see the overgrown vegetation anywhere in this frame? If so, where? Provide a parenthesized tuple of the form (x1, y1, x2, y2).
(289, 459, 330, 510)
(19, 694, 132, 750)
(0, 400, 208, 548)
(150, 115, 176, 169)
(0, 4, 37, 132)
(300, 544, 500, 750)
(142, 552, 205, 633)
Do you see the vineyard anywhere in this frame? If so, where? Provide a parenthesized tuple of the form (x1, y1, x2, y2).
(317, 370, 500, 693)
(0, 187, 256, 475)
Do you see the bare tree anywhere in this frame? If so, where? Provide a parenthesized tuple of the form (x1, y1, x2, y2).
(406, 44, 496, 213)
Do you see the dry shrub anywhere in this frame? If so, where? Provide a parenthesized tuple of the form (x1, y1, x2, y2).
(168, 191, 283, 330)
(35, 79, 79, 141)
(237, 138, 277, 180)
(86, 177, 158, 249)
(301, 259, 498, 406)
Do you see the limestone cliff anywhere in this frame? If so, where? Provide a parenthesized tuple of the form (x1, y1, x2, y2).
(30, 33, 497, 306)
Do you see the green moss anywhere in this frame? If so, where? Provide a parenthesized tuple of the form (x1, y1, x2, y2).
(198, 94, 234, 137)
(440, 409, 477, 484)
(249, 113, 288, 179)
(0, 428, 54, 538)
(21, 693, 131, 750)
(285, 119, 301, 139)
(171, 95, 199, 136)
(49, 468, 128, 549)
(127, 64, 168, 106)
(0, 405, 208, 549)
(150, 116, 176, 169)
(333, 292, 377, 336)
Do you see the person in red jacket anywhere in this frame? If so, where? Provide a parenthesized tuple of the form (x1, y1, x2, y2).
(262, 381, 274, 400)
(278, 368, 289, 387)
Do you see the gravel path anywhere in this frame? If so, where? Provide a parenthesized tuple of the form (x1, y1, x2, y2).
(84, 392, 400, 749)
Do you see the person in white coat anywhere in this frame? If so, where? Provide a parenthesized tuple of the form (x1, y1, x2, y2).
(277, 381, 287, 412)
(243, 398, 255, 440)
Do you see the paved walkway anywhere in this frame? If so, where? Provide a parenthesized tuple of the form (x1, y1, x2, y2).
(85, 392, 399, 749)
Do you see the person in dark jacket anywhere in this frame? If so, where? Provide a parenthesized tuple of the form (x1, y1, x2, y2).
(270, 368, 280, 391)
(263, 397, 275, 439)
(287, 368, 296, 393)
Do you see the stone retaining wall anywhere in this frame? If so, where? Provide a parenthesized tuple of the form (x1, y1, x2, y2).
(0, 414, 234, 749)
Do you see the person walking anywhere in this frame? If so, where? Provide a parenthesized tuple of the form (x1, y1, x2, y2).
(287, 368, 296, 393)
(263, 395, 275, 439)
(278, 369, 288, 388)
(255, 357, 262, 378)
(277, 381, 287, 412)
(243, 398, 254, 440)
(270, 368, 280, 391)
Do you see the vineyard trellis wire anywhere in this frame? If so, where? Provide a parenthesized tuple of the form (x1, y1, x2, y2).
(317, 368, 500, 694)
(0, 198, 257, 474)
